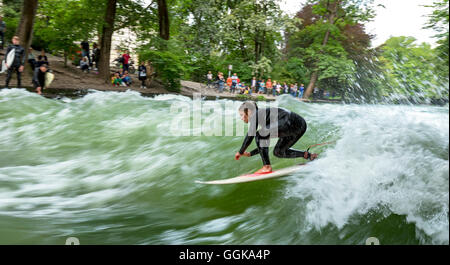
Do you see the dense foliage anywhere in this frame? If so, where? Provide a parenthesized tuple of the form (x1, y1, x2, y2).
(1, 0, 448, 102)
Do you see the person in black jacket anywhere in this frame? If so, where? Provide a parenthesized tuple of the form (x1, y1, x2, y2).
(138, 62, 147, 88)
(4, 36, 25, 88)
(235, 101, 318, 174)
(36, 49, 49, 67)
(32, 64, 49, 95)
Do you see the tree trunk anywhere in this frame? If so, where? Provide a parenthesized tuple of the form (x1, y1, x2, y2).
(157, 0, 169, 40)
(16, 0, 38, 62)
(98, 0, 117, 83)
(237, 20, 247, 61)
(303, 2, 339, 99)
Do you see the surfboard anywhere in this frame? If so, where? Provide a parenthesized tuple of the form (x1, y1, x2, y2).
(0, 48, 15, 74)
(44, 72, 55, 89)
(195, 163, 308, 185)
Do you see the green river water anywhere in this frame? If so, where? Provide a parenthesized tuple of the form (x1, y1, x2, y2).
(0, 88, 448, 244)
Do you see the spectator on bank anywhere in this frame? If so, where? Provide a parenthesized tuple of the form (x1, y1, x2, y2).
(122, 70, 132, 86)
(80, 40, 91, 66)
(283, 82, 289, 94)
(290, 84, 297, 97)
(230, 73, 238, 93)
(258, 79, 265, 94)
(28, 48, 37, 71)
(122, 51, 130, 72)
(266, 79, 273, 95)
(313, 87, 319, 99)
(216, 72, 225, 93)
(276, 82, 282, 95)
(138, 62, 147, 89)
(3, 36, 25, 88)
(37, 49, 49, 67)
(33, 64, 49, 95)
(80, 57, 90, 73)
(226, 75, 232, 91)
(92, 43, 100, 71)
(299, 84, 305, 98)
(251, 77, 257, 93)
(206, 71, 213, 88)
(111, 72, 122, 86)
(272, 81, 277, 96)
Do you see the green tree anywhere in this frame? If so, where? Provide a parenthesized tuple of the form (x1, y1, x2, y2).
(290, 0, 377, 99)
(424, 0, 449, 81)
(34, 0, 105, 66)
(378, 36, 446, 102)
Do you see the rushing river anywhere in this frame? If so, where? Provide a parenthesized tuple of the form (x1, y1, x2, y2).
(0, 88, 448, 245)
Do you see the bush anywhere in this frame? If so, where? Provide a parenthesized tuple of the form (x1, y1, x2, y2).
(256, 95, 267, 101)
(236, 94, 251, 101)
(138, 49, 187, 92)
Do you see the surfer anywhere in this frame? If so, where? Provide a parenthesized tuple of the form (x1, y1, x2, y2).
(235, 101, 318, 174)
(32, 64, 49, 95)
(4, 36, 25, 88)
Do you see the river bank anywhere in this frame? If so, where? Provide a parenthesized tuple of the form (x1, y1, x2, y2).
(0, 50, 345, 103)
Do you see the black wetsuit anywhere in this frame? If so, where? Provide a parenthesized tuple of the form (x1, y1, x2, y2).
(32, 67, 48, 89)
(4, 44, 25, 88)
(238, 107, 308, 165)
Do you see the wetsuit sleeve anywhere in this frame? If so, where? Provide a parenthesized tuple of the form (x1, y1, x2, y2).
(239, 133, 254, 155)
(20, 47, 25, 66)
(239, 110, 259, 154)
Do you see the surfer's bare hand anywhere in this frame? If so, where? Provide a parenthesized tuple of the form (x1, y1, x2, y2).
(242, 152, 251, 157)
(235, 152, 241, 160)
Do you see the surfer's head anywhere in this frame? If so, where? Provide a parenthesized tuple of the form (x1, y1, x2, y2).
(12, 36, 20, 45)
(239, 101, 258, 124)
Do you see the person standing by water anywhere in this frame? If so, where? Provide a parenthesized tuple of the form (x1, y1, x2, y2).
(291, 84, 298, 97)
(4, 36, 25, 89)
(138, 62, 147, 89)
(251, 77, 257, 94)
(272, 81, 277, 96)
(216, 72, 225, 93)
(33, 64, 49, 95)
(226, 75, 232, 91)
(231, 73, 238, 94)
(299, 84, 305, 99)
(0, 16, 6, 50)
(206, 71, 213, 88)
(283, 82, 289, 94)
(313, 87, 319, 99)
(259, 79, 265, 94)
(92, 43, 100, 71)
(122, 51, 131, 73)
(266, 79, 273, 96)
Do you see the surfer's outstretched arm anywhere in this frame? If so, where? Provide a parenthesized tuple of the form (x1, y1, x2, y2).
(238, 133, 254, 155)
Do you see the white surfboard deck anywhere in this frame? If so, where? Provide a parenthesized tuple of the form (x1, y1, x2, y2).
(44, 72, 55, 89)
(195, 163, 308, 185)
(0, 48, 15, 74)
